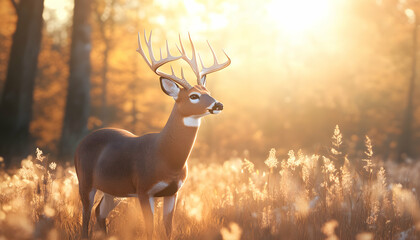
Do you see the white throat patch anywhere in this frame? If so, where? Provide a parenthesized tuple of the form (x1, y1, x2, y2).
(183, 112, 209, 127)
(183, 116, 201, 127)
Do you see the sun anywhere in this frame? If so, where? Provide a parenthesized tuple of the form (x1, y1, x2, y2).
(266, 0, 331, 35)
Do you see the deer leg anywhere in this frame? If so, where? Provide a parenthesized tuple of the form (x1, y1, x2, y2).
(163, 193, 177, 239)
(94, 193, 120, 233)
(81, 188, 96, 239)
(138, 194, 154, 240)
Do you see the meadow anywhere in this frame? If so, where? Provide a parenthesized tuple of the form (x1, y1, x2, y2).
(0, 126, 419, 240)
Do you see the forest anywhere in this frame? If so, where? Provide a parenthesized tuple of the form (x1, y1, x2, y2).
(0, 0, 419, 239)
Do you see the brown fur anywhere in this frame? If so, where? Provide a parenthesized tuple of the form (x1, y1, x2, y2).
(75, 85, 219, 239)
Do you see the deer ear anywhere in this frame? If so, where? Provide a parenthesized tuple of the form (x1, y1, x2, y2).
(160, 77, 180, 99)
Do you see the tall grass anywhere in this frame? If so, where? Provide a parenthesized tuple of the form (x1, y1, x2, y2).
(0, 126, 419, 239)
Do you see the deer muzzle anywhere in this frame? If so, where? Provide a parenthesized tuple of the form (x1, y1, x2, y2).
(209, 102, 223, 114)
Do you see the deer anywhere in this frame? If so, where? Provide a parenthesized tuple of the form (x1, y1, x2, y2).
(74, 30, 231, 239)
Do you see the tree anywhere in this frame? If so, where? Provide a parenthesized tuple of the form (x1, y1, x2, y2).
(398, 8, 418, 161)
(94, 0, 116, 127)
(59, 0, 92, 159)
(0, 0, 44, 166)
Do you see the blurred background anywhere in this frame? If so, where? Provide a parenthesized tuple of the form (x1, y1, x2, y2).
(0, 0, 419, 166)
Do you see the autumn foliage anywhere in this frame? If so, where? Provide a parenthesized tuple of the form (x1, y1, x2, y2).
(1, 0, 420, 162)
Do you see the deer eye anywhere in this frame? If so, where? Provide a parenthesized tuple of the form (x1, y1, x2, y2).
(189, 94, 200, 100)
(189, 93, 201, 103)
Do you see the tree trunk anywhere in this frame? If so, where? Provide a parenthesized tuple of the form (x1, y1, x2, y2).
(0, 0, 44, 166)
(59, 0, 92, 159)
(398, 17, 418, 162)
(101, 43, 109, 126)
(94, 0, 116, 127)
(131, 96, 137, 132)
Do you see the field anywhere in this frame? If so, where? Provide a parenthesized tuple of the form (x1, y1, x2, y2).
(0, 127, 419, 240)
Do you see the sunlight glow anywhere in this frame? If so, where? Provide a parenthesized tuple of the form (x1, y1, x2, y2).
(266, 0, 331, 34)
(154, 0, 229, 34)
(43, 0, 73, 23)
(43, 0, 73, 41)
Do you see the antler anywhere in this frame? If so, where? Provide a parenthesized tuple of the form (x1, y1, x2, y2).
(137, 30, 192, 89)
(177, 34, 201, 85)
(178, 34, 231, 86)
(198, 41, 231, 81)
(137, 31, 231, 88)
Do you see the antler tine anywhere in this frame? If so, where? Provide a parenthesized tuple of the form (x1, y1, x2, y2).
(177, 33, 201, 83)
(137, 31, 152, 69)
(181, 67, 185, 79)
(137, 30, 182, 71)
(199, 41, 231, 78)
(198, 53, 205, 69)
(166, 40, 171, 59)
(146, 30, 156, 64)
(136, 31, 192, 88)
(208, 40, 218, 65)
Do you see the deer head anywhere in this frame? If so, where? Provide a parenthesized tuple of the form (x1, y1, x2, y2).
(136, 31, 230, 127)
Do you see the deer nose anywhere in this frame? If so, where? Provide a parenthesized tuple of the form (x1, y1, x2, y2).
(208, 102, 223, 114)
(213, 102, 223, 111)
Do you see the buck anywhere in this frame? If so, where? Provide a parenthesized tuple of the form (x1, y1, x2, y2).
(74, 31, 230, 239)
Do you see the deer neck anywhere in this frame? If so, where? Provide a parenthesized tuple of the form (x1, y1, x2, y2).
(157, 104, 200, 169)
